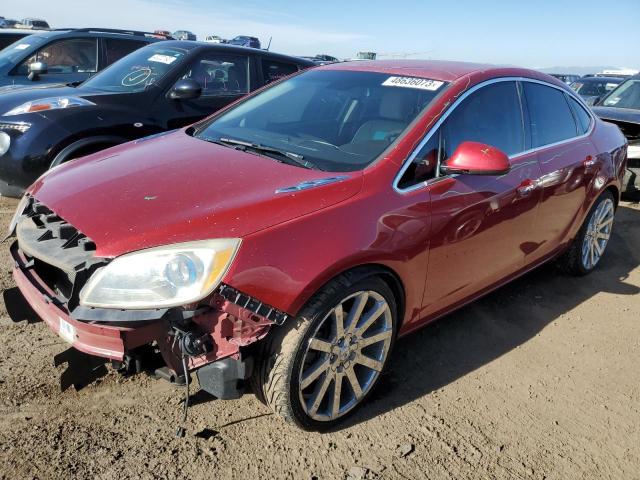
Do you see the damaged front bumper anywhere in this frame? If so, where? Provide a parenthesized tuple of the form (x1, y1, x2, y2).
(9, 196, 290, 399)
(12, 243, 161, 360)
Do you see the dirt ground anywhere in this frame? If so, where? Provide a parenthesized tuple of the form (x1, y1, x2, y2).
(0, 195, 638, 480)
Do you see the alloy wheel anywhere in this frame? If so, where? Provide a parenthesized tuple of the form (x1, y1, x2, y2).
(581, 198, 614, 270)
(297, 290, 393, 422)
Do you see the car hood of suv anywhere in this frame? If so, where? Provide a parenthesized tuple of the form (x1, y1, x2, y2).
(28, 130, 362, 258)
(0, 84, 80, 105)
(0, 84, 132, 116)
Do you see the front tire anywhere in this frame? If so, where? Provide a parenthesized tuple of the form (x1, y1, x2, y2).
(560, 190, 615, 275)
(253, 274, 398, 430)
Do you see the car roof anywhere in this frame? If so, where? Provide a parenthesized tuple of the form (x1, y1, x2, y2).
(14, 28, 166, 42)
(159, 40, 315, 65)
(317, 60, 543, 83)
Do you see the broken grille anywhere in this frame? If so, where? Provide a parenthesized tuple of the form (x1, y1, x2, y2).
(15, 197, 107, 309)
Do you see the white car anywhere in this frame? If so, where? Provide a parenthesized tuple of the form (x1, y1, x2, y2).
(205, 35, 224, 43)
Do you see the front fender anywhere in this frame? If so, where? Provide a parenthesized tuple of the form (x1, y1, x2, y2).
(223, 185, 431, 329)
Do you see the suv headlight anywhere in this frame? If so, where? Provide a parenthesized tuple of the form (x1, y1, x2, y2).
(4, 97, 95, 116)
(79, 239, 241, 309)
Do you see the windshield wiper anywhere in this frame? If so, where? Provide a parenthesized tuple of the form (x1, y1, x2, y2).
(218, 137, 319, 170)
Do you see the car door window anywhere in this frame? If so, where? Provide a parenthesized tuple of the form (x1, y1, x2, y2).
(397, 81, 525, 189)
(442, 81, 525, 159)
(17, 38, 98, 75)
(180, 54, 249, 96)
(523, 82, 577, 147)
(104, 38, 147, 67)
(262, 59, 298, 84)
(565, 95, 592, 135)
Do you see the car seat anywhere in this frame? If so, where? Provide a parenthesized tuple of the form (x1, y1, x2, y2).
(350, 89, 416, 144)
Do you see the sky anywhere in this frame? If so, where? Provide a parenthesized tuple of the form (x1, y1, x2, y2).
(6, 0, 640, 69)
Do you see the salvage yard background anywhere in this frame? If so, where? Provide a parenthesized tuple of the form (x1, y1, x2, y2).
(0, 195, 638, 480)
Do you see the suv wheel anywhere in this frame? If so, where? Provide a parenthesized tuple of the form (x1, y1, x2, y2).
(253, 274, 397, 430)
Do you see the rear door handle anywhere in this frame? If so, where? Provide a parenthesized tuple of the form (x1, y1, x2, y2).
(516, 179, 537, 197)
(583, 155, 598, 173)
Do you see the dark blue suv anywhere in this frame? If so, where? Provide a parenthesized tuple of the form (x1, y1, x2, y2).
(0, 28, 168, 88)
(227, 36, 261, 49)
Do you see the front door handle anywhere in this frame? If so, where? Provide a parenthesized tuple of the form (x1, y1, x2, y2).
(516, 179, 537, 197)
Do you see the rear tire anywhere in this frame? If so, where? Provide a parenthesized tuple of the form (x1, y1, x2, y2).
(252, 273, 398, 431)
(560, 190, 615, 276)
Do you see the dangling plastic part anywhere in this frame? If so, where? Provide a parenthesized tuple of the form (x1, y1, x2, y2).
(175, 354, 190, 438)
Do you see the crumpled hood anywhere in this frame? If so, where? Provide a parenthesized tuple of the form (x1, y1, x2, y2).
(592, 106, 640, 126)
(29, 130, 362, 258)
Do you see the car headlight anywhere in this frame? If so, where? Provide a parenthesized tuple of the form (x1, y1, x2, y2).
(79, 239, 241, 309)
(4, 97, 95, 116)
(7, 195, 30, 236)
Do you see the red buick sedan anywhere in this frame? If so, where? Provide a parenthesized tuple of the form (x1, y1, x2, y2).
(9, 60, 626, 430)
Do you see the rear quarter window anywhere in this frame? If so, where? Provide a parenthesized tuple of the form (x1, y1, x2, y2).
(566, 95, 592, 135)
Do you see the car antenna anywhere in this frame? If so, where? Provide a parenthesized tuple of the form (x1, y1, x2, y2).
(265, 36, 272, 51)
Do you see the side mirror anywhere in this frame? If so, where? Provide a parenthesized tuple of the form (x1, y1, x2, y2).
(28, 61, 48, 81)
(441, 141, 510, 176)
(169, 78, 202, 100)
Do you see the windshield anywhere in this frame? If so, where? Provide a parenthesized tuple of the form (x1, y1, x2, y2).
(194, 69, 447, 171)
(601, 79, 640, 109)
(0, 34, 46, 70)
(82, 45, 188, 93)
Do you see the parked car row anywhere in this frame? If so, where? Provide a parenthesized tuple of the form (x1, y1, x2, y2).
(570, 76, 624, 105)
(0, 40, 313, 195)
(591, 74, 640, 195)
(549, 73, 581, 85)
(0, 17, 19, 29)
(0, 17, 50, 30)
(155, 30, 197, 41)
(155, 32, 262, 48)
(6, 59, 626, 431)
(300, 54, 340, 65)
(0, 28, 173, 88)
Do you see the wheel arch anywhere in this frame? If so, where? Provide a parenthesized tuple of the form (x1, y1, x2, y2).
(605, 184, 620, 209)
(295, 263, 407, 329)
(50, 134, 130, 167)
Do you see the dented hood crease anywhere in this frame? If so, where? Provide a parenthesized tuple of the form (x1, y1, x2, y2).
(29, 130, 362, 257)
